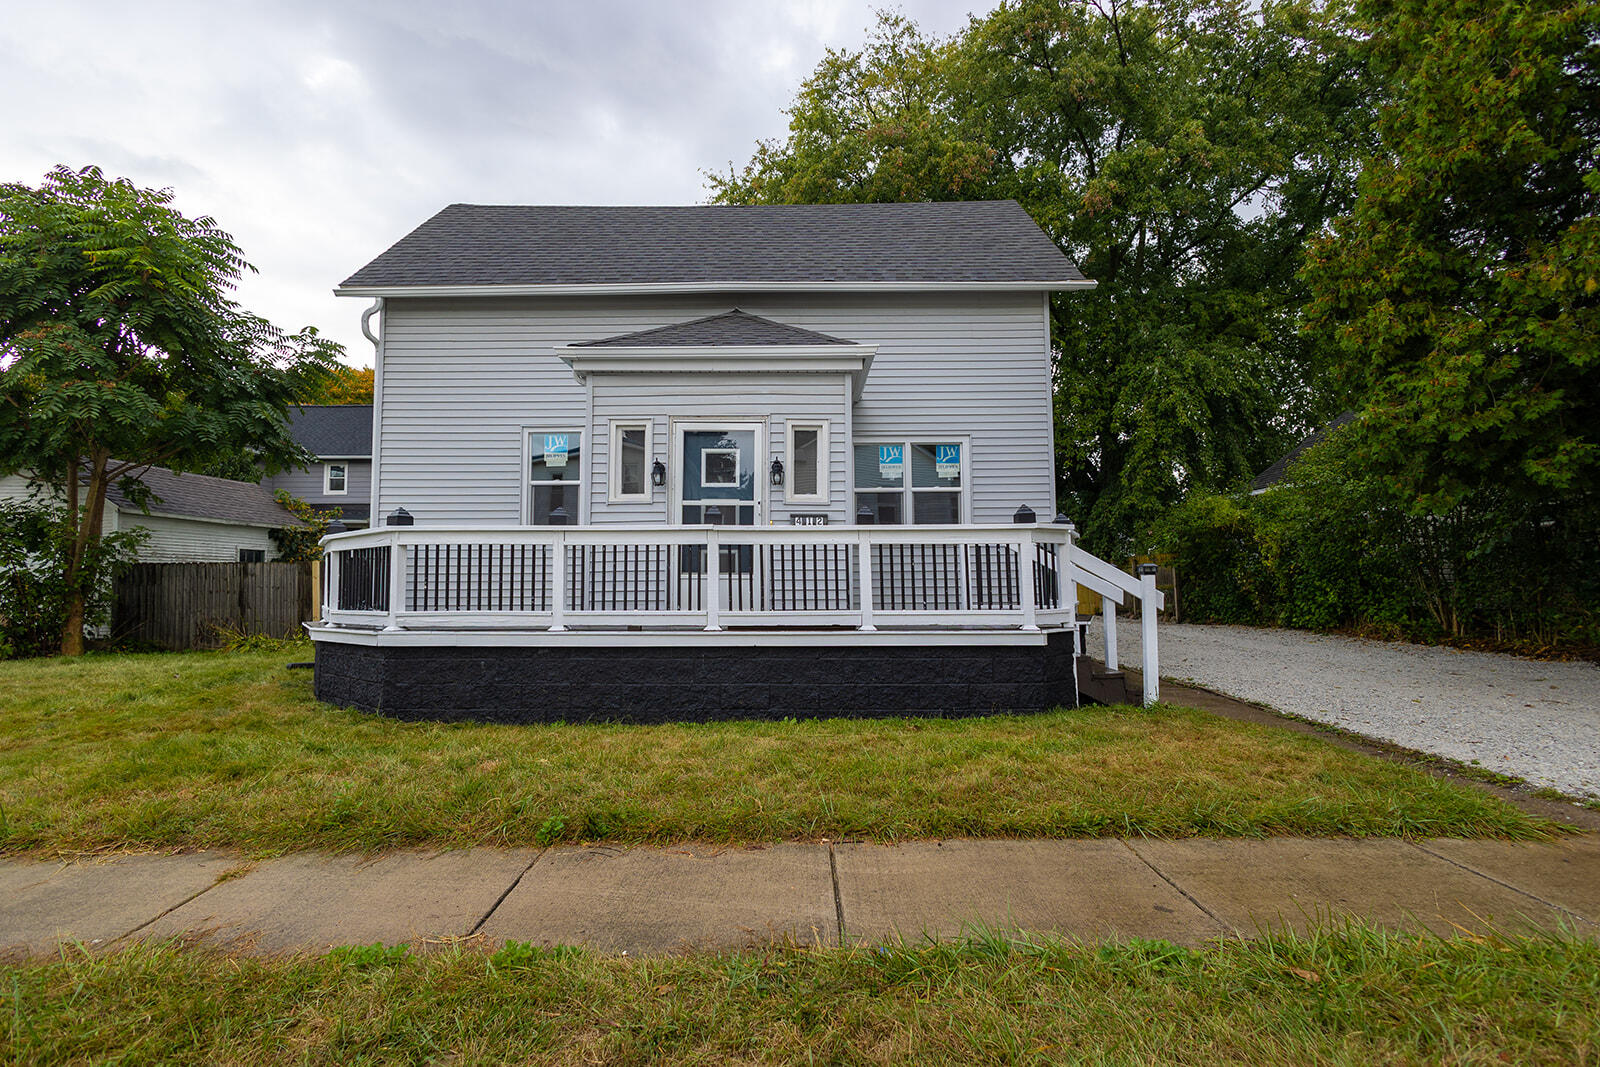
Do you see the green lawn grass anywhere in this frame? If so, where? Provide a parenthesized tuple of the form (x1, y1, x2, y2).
(4, 929, 1597, 1064)
(0, 647, 1557, 856)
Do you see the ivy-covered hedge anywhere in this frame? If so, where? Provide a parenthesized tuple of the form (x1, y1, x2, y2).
(1153, 431, 1600, 652)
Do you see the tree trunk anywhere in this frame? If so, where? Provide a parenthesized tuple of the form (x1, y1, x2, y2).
(58, 451, 110, 657)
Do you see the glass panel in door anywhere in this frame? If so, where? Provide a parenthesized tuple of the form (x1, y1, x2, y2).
(680, 429, 757, 526)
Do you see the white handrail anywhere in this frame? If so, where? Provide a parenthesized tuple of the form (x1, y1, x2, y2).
(318, 523, 1162, 701)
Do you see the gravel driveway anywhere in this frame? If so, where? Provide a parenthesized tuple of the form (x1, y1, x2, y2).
(1087, 618, 1600, 801)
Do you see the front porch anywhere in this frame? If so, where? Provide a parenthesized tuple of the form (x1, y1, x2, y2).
(308, 523, 1162, 722)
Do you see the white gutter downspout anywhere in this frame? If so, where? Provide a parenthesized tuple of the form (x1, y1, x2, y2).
(362, 299, 384, 526)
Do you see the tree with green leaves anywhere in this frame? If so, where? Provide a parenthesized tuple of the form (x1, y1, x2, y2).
(1302, 0, 1599, 512)
(0, 165, 342, 655)
(711, 1, 1373, 553)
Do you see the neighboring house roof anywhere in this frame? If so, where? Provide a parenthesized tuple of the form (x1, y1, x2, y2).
(338, 201, 1087, 291)
(574, 310, 854, 348)
(111, 467, 307, 528)
(286, 404, 373, 459)
(1250, 412, 1358, 492)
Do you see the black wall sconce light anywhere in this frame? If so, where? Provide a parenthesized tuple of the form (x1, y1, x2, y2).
(770, 458, 784, 487)
(651, 459, 667, 487)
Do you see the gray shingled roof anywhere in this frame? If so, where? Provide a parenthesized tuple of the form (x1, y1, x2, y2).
(340, 201, 1085, 289)
(109, 467, 306, 528)
(287, 405, 372, 458)
(574, 310, 854, 348)
(1251, 412, 1358, 491)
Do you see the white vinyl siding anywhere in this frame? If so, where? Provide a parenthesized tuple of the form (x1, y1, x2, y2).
(116, 514, 279, 563)
(373, 291, 1054, 525)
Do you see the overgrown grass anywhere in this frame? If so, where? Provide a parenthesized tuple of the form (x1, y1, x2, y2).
(4, 928, 1597, 1063)
(0, 649, 1557, 855)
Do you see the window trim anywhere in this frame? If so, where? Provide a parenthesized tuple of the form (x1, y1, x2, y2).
(607, 419, 653, 503)
(699, 448, 740, 489)
(237, 548, 266, 563)
(523, 427, 585, 525)
(784, 421, 829, 504)
(852, 436, 971, 525)
(323, 462, 348, 495)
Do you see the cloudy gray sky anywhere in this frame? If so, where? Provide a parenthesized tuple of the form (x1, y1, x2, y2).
(2, 0, 981, 365)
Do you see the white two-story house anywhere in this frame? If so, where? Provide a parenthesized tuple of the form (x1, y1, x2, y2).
(311, 200, 1161, 721)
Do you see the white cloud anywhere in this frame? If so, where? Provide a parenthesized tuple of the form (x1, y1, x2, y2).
(0, 0, 980, 365)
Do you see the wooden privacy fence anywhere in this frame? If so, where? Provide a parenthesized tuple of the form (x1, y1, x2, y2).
(113, 561, 315, 650)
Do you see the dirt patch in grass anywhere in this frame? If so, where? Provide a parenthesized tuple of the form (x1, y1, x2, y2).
(0, 649, 1561, 856)
(3, 929, 1597, 1064)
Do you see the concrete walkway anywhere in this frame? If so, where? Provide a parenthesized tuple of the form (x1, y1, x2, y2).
(5, 836, 1599, 959)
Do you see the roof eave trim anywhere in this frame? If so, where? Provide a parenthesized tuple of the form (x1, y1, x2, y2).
(334, 279, 1097, 298)
(556, 343, 880, 397)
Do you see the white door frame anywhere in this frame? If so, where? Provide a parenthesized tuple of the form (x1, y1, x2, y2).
(669, 417, 767, 526)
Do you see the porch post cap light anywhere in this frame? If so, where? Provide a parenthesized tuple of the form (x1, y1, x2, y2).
(385, 507, 414, 526)
(1053, 512, 1072, 525)
(856, 503, 874, 525)
(651, 459, 666, 487)
(770, 458, 784, 487)
(1013, 504, 1036, 524)
(325, 519, 349, 535)
(1137, 563, 1160, 577)
(549, 505, 568, 526)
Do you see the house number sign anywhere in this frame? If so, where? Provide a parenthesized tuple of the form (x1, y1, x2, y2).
(789, 514, 829, 526)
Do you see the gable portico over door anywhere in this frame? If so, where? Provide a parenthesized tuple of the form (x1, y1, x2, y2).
(557, 309, 875, 528)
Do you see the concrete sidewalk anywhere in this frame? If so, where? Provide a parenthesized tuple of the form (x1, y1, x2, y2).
(4, 835, 1599, 958)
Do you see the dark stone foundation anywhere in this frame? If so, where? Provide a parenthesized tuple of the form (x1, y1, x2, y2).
(313, 633, 1080, 724)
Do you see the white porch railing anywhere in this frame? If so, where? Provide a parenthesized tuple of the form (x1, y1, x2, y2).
(317, 523, 1164, 703)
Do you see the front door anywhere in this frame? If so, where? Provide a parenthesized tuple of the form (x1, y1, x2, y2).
(674, 421, 763, 526)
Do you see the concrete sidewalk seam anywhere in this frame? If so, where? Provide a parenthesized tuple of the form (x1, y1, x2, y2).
(1119, 840, 1230, 931)
(1407, 841, 1599, 928)
(827, 844, 845, 946)
(468, 849, 546, 937)
(109, 872, 230, 947)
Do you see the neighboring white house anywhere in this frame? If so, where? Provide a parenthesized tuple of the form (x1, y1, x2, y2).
(1, 466, 304, 562)
(311, 200, 1163, 721)
(264, 404, 374, 527)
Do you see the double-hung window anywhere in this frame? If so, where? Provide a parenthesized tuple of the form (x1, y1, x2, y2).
(853, 439, 967, 524)
(324, 463, 348, 495)
(784, 422, 828, 503)
(608, 421, 652, 502)
(528, 430, 582, 524)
